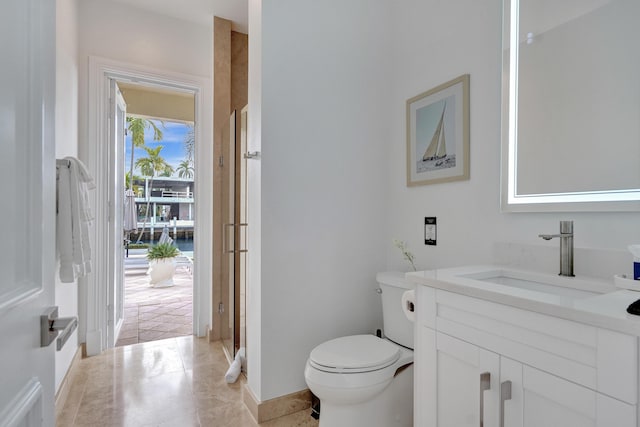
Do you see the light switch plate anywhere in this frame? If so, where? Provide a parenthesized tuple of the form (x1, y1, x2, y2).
(425, 217, 436, 245)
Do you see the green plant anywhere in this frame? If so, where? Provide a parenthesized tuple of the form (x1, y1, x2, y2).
(176, 159, 194, 179)
(393, 239, 417, 271)
(147, 243, 179, 260)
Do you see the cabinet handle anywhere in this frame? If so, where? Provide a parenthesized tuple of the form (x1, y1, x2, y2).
(479, 372, 491, 427)
(500, 380, 512, 427)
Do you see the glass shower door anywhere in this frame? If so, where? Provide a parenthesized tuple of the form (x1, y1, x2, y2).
(222, 108, 248, 367)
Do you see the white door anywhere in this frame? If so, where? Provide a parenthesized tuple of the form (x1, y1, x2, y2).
(0, 0, 57, 425)
(502, 357, 636, 427)
(107, 80, 126, 347)
(422, 331, 500, 427)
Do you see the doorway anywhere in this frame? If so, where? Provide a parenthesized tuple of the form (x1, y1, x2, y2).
(85, 57, 213, 356)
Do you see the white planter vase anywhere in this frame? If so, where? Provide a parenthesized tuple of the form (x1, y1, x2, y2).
(148, 258, 176, 287)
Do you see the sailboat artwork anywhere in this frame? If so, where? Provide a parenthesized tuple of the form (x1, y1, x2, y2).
(407, 74, 469, 187)
(417, 102, 456, 173)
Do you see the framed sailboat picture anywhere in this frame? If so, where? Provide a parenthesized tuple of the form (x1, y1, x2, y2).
(406, 74, 470, 186)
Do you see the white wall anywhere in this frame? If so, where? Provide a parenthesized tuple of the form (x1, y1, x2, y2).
(55, 0, 80, 393)
(77, 0, 212, 78)
(385, 0, 640, 275)
(254, 0, 393, 401)
(246, 0, 263, 400)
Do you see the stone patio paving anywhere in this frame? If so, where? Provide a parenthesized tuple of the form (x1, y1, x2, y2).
(116, 252, 193, 347)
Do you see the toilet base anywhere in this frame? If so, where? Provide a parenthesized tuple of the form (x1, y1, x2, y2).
(318, 364, 413, 427)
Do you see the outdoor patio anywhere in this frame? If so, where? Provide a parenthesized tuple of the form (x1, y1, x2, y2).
(116, 250, 193, 347)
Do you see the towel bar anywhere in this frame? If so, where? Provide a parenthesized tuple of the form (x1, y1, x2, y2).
(55, 159, 71, 169)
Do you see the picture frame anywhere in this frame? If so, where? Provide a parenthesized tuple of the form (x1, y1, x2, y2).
(406, 74, 470, 186)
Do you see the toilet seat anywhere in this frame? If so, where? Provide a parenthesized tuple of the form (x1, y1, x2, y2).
(309, 335, 401, 374)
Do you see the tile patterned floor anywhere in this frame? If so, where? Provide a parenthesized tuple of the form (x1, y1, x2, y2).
(116, 256, 194, 347)
(57, 336, 319, 427)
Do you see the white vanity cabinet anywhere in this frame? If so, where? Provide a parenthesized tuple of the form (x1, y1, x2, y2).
(501, 357, 635, 427)
(414, 285, 638, 427)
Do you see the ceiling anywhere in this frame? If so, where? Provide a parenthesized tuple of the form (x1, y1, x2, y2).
(108, 0, 248, 33)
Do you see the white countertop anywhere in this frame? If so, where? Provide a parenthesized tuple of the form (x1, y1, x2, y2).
(406, 265, 640, 336)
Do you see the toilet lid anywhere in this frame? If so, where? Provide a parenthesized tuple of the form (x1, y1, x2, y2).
(309, 335, 401, 373)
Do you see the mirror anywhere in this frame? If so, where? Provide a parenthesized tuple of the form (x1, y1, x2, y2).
(502, 0, 640, 211)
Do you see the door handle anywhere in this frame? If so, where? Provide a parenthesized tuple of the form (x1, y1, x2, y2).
(223, 223, 248, 254)
(479, 372, 490, 427)
(41, 306, 78, 350)
(500, 380, 512, 427)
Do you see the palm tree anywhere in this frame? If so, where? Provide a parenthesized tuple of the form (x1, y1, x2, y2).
(126, 117, 163, 191)
(125, 117, 163, 242)
(135, 145, 174, 243)
(124, 171, 143, 191)
(176, 159, 194, 179)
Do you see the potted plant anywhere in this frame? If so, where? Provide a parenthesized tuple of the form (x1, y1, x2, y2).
(147, 242, 180, 287)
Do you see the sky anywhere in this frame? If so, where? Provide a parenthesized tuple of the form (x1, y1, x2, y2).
(124, 119, 191, 177)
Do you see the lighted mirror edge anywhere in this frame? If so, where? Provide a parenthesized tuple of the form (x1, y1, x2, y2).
(509, 189, 640, 205)
(502, 0, 640, 211)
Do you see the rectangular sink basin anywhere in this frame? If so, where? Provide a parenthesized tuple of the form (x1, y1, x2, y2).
(459, 269, 608, 300)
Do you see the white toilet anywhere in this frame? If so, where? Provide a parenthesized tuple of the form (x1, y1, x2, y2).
(304, 272, 414, 427)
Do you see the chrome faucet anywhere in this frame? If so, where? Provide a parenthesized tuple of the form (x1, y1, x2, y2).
(538, 220, 574, 277)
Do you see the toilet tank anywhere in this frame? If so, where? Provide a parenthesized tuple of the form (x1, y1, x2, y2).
(376, 272, 414, 349)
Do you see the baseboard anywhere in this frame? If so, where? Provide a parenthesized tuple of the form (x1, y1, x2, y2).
(221, 342, 233, 365)
(243, 385, 312, 423)
(206, 327, 217, 342)
(85, 329, 102, 356)
(54, 346, 83, 420)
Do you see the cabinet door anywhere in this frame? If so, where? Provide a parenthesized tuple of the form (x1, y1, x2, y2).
(418, 328, 500, 427)
(501, 357, 636, 427)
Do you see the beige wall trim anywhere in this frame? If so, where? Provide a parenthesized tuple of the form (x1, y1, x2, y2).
(118, 83, 195, 123)
(243, 385, 313, 423)
(54, 346, 83, 420)
(212, 15, 232, 343)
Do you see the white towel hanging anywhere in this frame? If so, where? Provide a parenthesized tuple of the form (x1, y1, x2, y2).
(56, 157, 95, 283)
